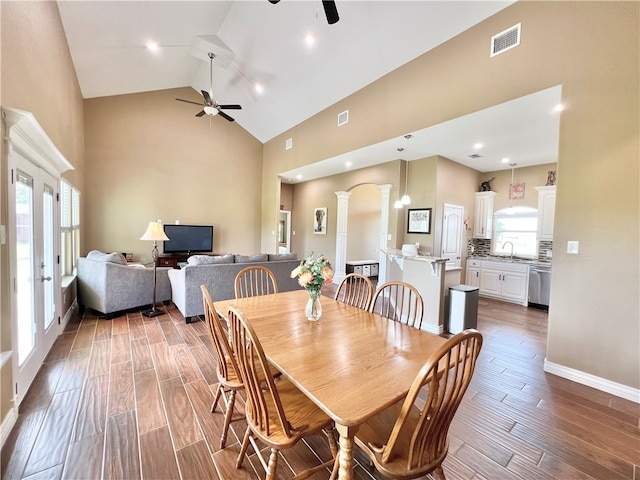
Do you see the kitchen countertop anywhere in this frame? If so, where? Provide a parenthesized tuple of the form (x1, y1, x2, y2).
(468, 255, 552, 267)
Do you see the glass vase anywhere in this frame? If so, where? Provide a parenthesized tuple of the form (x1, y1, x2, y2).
(305, 289, 322, 321)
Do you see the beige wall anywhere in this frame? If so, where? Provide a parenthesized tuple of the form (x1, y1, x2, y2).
(263, 2, 639, 390)
(346, 184, 381, 261)
(0, 1, 85, 424)
(83, 88, 263, 263)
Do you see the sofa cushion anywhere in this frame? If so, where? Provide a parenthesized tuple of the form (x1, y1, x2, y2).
(234, 253, 268, 264)
(187, 254, 234, 265)
(268, 253, 298, 261)
(87, 250, 128, 265)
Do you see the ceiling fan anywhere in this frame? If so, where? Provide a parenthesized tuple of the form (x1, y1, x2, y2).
(268, 0, 339, 25)
(175, 52, 242, 122)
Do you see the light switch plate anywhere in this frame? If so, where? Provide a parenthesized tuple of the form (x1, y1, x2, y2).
(567, 240, 579, 254)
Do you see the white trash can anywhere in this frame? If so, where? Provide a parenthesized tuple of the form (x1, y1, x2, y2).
(448, 285, 479, 334)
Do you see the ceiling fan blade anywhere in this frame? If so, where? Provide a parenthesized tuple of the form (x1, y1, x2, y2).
(195, 110, 206, 117)
(217, 104, 242, 110)
(322, 0, 339, 24)
(201, 90, 213, 105)
(176, 98, 204, 106)
(218, 111, 235, 122)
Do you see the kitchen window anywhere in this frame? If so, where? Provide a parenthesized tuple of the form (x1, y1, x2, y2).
(493, 207, 537, 258)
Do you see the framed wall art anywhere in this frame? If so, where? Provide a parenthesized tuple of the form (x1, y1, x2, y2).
(314, 207, 327, 235)
(407, 208, 432, 234)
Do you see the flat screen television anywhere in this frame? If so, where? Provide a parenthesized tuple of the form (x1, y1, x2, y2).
(163, 224, 213, 255)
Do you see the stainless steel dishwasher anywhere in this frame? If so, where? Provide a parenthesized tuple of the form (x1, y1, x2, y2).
(528, 264, 551, 310)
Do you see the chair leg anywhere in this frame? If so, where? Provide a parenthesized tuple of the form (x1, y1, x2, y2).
(220, 390, 237, 448)
(266, 448, 279, 480)
(430, 466, 446, 480)
(211, 384, 223, 413)
(236, 426, 252, 469)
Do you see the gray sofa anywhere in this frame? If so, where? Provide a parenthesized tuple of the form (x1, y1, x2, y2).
(168, 253, 301, 322)
(78, 251, 172, 318)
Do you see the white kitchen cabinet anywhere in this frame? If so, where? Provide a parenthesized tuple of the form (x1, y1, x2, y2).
(473, 191, 496, 239)
(479, 260, 529, 306)
(465, 259, 481, 288)
(535, 186, 556, 241)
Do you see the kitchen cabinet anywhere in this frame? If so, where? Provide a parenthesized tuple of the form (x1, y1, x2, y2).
(535, 186, 556, 241)
(473, 191, 496, 239)
(465, 259, 481, 288)
(479, 260, 529, 306)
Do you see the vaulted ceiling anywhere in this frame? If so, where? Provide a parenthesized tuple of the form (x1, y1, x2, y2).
(57, 1, 561, 177)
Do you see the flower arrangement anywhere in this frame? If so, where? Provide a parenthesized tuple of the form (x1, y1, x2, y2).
(291, 252, 334, 295)
(291, 253, 333, 320)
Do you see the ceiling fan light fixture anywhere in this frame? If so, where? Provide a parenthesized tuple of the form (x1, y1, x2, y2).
(204, 106, 218, 116)
(394, 199, 403, 209)
(401, 194, 411, 205)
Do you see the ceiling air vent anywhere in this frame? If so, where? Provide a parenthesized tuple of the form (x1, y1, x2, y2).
(491, 23, 521, 57)
(469, 153, 482, 159)
(337, 110, 349, 126)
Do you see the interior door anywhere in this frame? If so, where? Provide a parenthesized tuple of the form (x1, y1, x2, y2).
(441, 204, 464, 269)
(10, 153, 61, 405)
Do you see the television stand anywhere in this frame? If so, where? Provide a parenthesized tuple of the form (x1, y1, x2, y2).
(157, 253, 189, 268)
(157, 253, 220, 268)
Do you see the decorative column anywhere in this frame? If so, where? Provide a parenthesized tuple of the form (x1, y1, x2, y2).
(377, 184, 392, 284)
(333, 191, 352, 284)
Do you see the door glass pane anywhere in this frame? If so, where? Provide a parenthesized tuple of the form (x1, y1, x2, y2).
(43, 184, 55, 329)
(16, 171, 35, 365)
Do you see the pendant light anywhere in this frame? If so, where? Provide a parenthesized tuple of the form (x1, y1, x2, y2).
(394, 134, 412, 208)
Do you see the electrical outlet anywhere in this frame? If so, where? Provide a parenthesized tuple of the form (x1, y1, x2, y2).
(567, 241, 579, 254)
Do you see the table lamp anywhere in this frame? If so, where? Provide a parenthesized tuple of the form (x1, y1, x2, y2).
(140, 221, 169, 317)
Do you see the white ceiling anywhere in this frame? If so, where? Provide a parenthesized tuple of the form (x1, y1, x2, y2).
(57, 1, 561, 180)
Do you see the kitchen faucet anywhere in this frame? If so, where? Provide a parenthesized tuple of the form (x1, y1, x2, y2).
(502, 241, 514, 259)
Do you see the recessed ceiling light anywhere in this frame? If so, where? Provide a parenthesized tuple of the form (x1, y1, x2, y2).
(501, 157, 510, 163)
(146, 41, 159, 52)
(553, 103, 564, 113)
(296, 174, 303, 180)
(255, 83, 264, 94)
(305, 33, 315, 46)
(345, 161, 352, 168)
(474, 142, 483, 150)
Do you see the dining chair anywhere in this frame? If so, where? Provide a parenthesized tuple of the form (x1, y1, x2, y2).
(370, 281, 424, 329)
(234, 265, 278, 298)
(227, 306, 338, 480)
(201, 285, 245, 448)
(334, 273, 374, 310)
(353, 329, 483, 480)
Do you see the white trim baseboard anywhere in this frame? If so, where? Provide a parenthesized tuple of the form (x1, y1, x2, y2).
(0, 407, 18, 448)
(544, 359, 640, 404)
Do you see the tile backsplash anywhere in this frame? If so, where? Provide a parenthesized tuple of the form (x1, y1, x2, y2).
(467, 238, 553, 264)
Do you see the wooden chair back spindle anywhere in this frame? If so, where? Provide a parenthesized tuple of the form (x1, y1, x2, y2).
(334, 273, 374, 311)
(370, 281, 424, 329)
(235, 266, 279, 299)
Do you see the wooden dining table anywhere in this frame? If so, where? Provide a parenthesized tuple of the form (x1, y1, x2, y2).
(215, 289, 448, 480)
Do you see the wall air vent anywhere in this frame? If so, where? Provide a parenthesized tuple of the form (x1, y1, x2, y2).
(468, 153, 482, 159)
(491, 23, 521, 57)
(337, 110, 349, 126)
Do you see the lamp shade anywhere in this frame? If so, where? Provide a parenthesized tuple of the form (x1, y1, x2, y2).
(401, 194, 411, 205)
(140, 221, 169, 242)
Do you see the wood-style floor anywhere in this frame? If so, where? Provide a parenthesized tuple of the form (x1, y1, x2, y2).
(2, 289, 639, 479)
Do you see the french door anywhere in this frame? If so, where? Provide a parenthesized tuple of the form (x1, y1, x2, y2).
(10, 152, 61, 405)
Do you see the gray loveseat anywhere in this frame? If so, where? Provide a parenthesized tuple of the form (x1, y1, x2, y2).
(168, 253, 301, 322)
(78, 251, 172, 318)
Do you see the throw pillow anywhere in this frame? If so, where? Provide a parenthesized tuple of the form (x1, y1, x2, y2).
(187, 254, 234, 265)
(87, 251, 128, 265)
(234, 253, 268, 264)
(268, 253, 298, 261)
